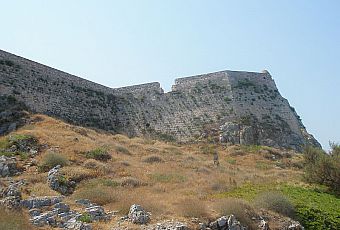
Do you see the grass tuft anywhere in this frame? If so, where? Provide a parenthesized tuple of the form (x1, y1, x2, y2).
(142, 155, 163, 163)
(120, 177, 143, 187)
(38, 152, 69, 172)
(254, 191, 295, 217)
(215, 198, 257, 229)
(115, 145, 131, 155)
(150, 172, 186, 183)
(85, 148, 111, 161)
(176, 198, 209, 218)
(72, 182, 118, 205)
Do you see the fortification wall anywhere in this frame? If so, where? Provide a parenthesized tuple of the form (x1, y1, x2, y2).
(0, 50, 121, 131)
(0, 49, 320, 150)
(172, 71, 228, 91)
(113, 82, 164, 97)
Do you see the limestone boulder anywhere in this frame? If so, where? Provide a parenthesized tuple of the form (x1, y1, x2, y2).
(63, 218, 92, 230)
(20, 196, 63, 209)
(207, 215, 246, 230)
(287, 221, 304, 230)
(146, 220, 188, 230)
(47, 165, 76, 195)
(239, 126, 257, 145)
(128, 204, 150, 224)
(0, 155, 18, 177)
(219, 122, 240, 144)
(1, 179, 24, 198)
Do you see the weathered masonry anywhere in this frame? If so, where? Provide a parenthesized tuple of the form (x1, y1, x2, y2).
(0, 49, 320, 151)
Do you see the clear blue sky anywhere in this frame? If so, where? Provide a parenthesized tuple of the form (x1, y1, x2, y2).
(1, 1, 339, 150)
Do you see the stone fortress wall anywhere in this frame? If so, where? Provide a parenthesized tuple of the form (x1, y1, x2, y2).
(0, 49, 320, 150)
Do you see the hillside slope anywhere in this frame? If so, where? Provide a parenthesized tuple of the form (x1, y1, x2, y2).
(1, 114, 338, 229)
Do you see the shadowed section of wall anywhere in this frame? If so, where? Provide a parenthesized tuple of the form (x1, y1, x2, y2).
(0, 49, 321, 151)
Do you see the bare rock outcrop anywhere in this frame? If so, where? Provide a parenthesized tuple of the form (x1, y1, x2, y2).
(143, 220, 188, 230)
(128, 204, 150, 224)
(205, 215, 246, 230)
(0, 155, 18, 177)
(47, 165, 76, 195)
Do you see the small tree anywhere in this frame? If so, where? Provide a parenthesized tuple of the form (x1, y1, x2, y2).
(304, 144, 340, 193)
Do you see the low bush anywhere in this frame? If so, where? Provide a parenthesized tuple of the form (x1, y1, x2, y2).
(0, 150, 29, 160)
(114, 145, 131, 155)
(72, 183, 118, 205)
(142, 155, 163, 163)
(304, 145, 340, 193)
(218, 183, 340, 229)
(120, 177, 143, 187)
(163, 146, 183, 155)
(79, 213, 92, 223)
(281, 185, 340, 229)
(38, 152, 69, 172)
(83, 159, 111, 175)
(61, 166, 98, 182)
(0, 134, 37, 159)
(215, 198, 257, 229)
(85, 148, 111, 161)
(254, 191, 295, 217)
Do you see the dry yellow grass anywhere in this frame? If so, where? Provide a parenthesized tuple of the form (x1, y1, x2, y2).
(175, 197, 210, 218)
(214, 198, 258, 229)
(6, 114, 304, 228)
(29, 182, 60, 197)
(0, 209, 34, 230)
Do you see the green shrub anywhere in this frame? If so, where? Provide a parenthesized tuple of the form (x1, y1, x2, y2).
(79, 213, 92, 223)
(304, 145, 340, 193)
(281, 185, 340, 229)
(85, 148, 111, 161)
(254, 191, 295, 217)
(0, 134, 37, 159)
(8, 134, 32, 142)
(217, 183, 340, 229)
(224, 97, 232, 103)
(329, 142, 340, 156)
(39, 152, 69, 172)
(227, 158, 236, 165)
(0, 151, 16, 157)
